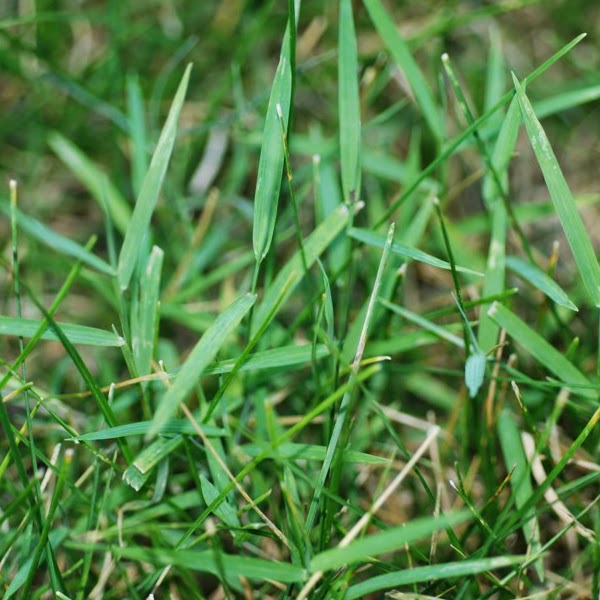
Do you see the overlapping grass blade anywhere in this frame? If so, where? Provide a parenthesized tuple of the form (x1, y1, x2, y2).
(488, 301, 596, 400)
(252, 10, 296, 264)
(506, 255, 577, 311)
(149, 293, 256, 435)
(48, 133, 131, 234)
(309, 511, 471, 572)
(512, 73, 600, 307)
(118, 63, 192, 291)
(363, 0, 443, 143)
(346, 555, 524, 599)
(0, 316, 124, 347)
(338, 0, 361, 202)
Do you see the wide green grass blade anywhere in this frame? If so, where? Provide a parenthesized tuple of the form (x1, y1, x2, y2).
(497, 409, 544, 579)
(0, 316, 124, 347)
(309, 511, 470, 572)
(350, 227, 482, 276)
(0, 202, 114, 276)
(72, 420, 226, 441)
(488, 301, 596, 400)
(506, 255, 577, 311)
(338, 0, 361, 202)
(149, 293, 256, 435)
(346, 555, 524, 599)
(363, 0, 443, 142)
(118, 63, 192, 291)
(512, 73, 600, 307)
(48, 132, 132, 235)
(252, 17, 294, 264)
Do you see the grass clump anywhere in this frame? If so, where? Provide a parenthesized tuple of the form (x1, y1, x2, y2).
(1, 2, 600, 598)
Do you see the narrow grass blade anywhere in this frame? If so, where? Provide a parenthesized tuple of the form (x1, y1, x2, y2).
(252, 19, 294, 264)
(0, 202, 114, 276)
(534, 83, 600, 120)
(506, 255, 577, 311)
(350, 227, 482, 276)
(346, 555, 524, 599)
(48, 132, 132, 235)
(338, 0, 361, 202)
(118, 64, 192, 291)
(497, 409, 544, 579)
(363, 0, 443, 142)
(310, 511, 470, 572)
(251, 204, 352, 336)
(149, 293, 256, 435)
(488, 302, 596, 400)
(124, 436, 183, 490)
(0, 316, 124, 347)
(72, 420, 225, 441)
(126, 72, 149, 198)
(239, 443, 389, 465)
(512, 73, 600, 307)
(200, 474, 241, 528)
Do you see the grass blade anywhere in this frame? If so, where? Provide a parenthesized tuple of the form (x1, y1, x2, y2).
(512, 73, 600, 307)
(338, 0, 361, 202)
(148, 293, 256, 435)
(118, 63, 192, 291)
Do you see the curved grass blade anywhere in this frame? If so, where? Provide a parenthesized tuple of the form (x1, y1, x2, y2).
(252, 16, 295, 264)
(512, 73, 600, 307)
(0, 316, 124, 347)
(346, 555, 524, 599)
(72, 420, 226, 441)
(339, 0, 361, 202)
(506, 255, 577, 311)
(149, 293, 256, 435)
(118, 63, 192, 291)
(48, 132, 131, 234)
(363, 0, 443, 143)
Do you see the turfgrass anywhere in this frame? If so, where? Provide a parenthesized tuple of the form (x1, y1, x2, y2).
(1, 1, 600, 598)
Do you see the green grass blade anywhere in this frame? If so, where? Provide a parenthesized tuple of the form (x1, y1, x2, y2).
(72, 420, 226, 441)
(506, 255, 577, 311)
(363, 0, 443, 142)
(512, 73, 600, 307)
(350, 227, 483, 276)
(497, 409, 544, 579)
(488, 301, 596, 400)
(338, 0, 361, 202)
(118, 63, 192, 291)
(0, 316, 124, 347)
(48, 132, 132, 235)
(0, 202, 114, 276)
(346, 555, 524, 599)
(126, 72, 149, 198)
(309, 511, 471, 572)
(252, 21, 294, 264)
(149, 293, 256, 435)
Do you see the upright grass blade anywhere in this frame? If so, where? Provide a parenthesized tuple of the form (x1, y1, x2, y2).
(338, 0, 361, 202)
(363, 0, 443, 143)
(512, 73, 600, 307)
(252, 5, 298, 265)
(48, 132, 132, 235)
(118, 63, 192, 291)
(126, 72, 149, 198)
(497, 410, 544, 579)
(148, 293, 256, 435)
(488, 302, 596, 400)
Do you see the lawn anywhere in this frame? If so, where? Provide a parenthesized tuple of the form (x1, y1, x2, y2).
(1, 1, 600, 598)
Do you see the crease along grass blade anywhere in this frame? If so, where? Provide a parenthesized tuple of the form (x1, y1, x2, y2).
(338, 0, 361, 202)
(363, 0, 443, 143)
(118, 63, 192, 291)
(48, 132, 132, 235)
(506, 255, 577, 311)
(512, 73, 600, 307)
(309, 511, 471, 573)
(346, 555, 524, 599)
(0, 316, 123, 347)
(252, 13, 295, 264)
(149, 293, 256, 435)
(497, 409, 544, 579)
(488, 302, 596, 400)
